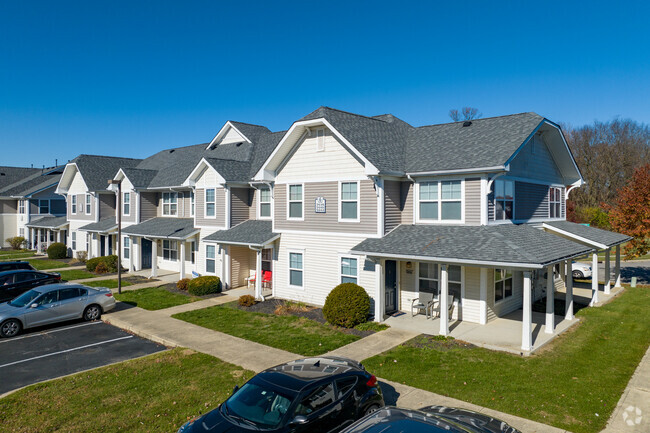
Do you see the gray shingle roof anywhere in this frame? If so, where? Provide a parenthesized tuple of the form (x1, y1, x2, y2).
(203, 220, 278, 246)
(25, 215, 68, 229)
(0, 166, 64, 198)
(544, 221, 632, 247)
(122, 218, 198, 240)
(120, 168, 158, 188)
(78, 218, 118, 233)
(351, 224, 592, 268)
(72, 155, 142, 192)
(135, 143, 208, 188)
(0, 166, 42, 190)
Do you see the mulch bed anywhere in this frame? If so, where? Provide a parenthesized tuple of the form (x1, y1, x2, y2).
(233, 299, 375, 338)
(156, 282, 225, 299)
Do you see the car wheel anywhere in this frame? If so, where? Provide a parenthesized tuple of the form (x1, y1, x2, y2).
(0, 319, 22, 338)
(83, 304, 102, 321)
(363, 404, 380, 416)
(572, 270, 584, 279)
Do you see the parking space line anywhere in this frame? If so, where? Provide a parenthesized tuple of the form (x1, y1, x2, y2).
(0, 321, 102, 344)
(0, 336, 134, 368)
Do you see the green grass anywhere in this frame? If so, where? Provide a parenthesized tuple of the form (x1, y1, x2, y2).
(0, 249, 31, 256)
(354, 321, 390, 332)
(0, 348, 254, 433)
(363, 286, 650, 433)
(0, 250, 35, 260)
(115, 286, 201, 310)
(27, 258, 69, 270)
(58, 269, 99, 280)
(174, 302, 360, 356)
(85, 279, 134, 289)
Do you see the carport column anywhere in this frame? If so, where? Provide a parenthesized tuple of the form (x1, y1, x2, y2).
(179, 241, 186, 280)
(545, 265, 555, 334)
(590, 252, 599, 306)
(373, 259, 385, 322)
(559, 262, 566, 290)
(522, 271, 533, 351)
(614, 245, 622, 288)
(565, 260, 574, 320)
(151, 240, 158, 278)
(604, 248, 611, 294)
(255, 248, 262, 300)
(439, 264, 449, 336)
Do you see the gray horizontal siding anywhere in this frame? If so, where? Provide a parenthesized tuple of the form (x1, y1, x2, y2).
(68, 195, 94, 220)
(515, 181, 548, 220)
(140, 192, 158, 221)
(99, 193, 115, 220)
(0, 199, 18, 213)
(230, 187, 251, 227)
(384, 180, 401, 234)
(195, 187, 226, 227)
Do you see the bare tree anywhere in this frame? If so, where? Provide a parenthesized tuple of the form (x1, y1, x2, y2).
(449, 107, 482, 122)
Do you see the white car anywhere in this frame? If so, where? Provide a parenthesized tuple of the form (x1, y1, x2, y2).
(571, 262, 592, 279)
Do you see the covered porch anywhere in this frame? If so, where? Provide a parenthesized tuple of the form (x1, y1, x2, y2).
(25, 216, 69, 254)
(78, 218, 118, 258)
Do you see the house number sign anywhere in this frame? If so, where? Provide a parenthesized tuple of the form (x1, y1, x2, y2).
(315, 197, 326, 213)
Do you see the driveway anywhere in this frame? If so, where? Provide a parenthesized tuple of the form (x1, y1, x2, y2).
(0, 321, 166, 395)
(593, 259, 650, 285)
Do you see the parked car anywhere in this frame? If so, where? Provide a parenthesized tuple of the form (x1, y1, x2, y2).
(0, 261, 35, 272)
(177, 356, 384, 433)
(0, 283, 116, 338)
(340, 406, 521, 433)
(0, 270, 61, 303)
(571, 261, 592, 279)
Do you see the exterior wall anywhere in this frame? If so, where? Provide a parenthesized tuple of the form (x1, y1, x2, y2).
(67, 171, 94, 221)
(140, 192, 158, 221)
(464, 178, 481, 225)
(462, 267, 482, 323)
(195, 187, 226, 228)
(400, 182, 413, 224)
(230, 187, 251, 227)
(0, 214, 18, 247)
(67, 220, 92, 258)
(230, 245, 254, 287)
(99, 193, 115, 221)
(0, 199, 18, 214)
(486, 269, 524, 320)
(274, 180, 377, 235)
(120, 178, 137, 223)
(249, 188, 258, 220)
(156, 191, 192, 218)
(197, 228, 223, 278)
(508, 134, 564, 184)
(220, 127, 246, 145)
(384, 180, 401, 234)
(514, 181, 548, 221)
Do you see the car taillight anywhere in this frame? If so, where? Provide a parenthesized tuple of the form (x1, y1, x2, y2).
(105, 293, 113, 297)
(366, 374, 377, 387)
(55, 275, 61, 280)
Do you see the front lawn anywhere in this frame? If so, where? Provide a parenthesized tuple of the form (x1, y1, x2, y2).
(115, 286, 202, 310)
(363, 286, 650, 433)
(0, 250, 35, 260)
(27, 259, 69, 270)
(85, 279, 134, 289)
(174, 302, 360, 356)
(58, 269, 99, 280)
(0, 348, 254, 433)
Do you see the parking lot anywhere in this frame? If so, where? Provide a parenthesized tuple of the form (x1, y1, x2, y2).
(0, 320, 166, 395)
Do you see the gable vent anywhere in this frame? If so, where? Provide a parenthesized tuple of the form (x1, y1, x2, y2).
(462, 121, 472, 127)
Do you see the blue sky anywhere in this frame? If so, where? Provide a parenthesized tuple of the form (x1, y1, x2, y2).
(1, 1, 648, 167)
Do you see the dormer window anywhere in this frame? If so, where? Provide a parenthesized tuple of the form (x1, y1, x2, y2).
(162, 192, 178, 216)
(494, 179, 514, 220)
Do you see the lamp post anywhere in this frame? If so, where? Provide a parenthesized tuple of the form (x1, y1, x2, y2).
(108, 179, 122, 294)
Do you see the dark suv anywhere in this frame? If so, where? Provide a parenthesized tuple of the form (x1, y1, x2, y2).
(177, 357, 384, 433)
(0, 270, 62, 303)
(0, 261, 35, 272)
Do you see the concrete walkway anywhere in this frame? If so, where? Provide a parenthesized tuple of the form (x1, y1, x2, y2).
(325, 328, 418, 360)
(47, 264, 86, 272)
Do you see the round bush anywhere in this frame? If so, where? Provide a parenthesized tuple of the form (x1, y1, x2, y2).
(47, 242, 68, 259)
(322, 283, 371, 328)
(177, 278, 190, 291)
(86, 255, 118, 273)
(187, 276, 221, 296)
(238, 295, 256, 307)
(95, 261, 109, 274)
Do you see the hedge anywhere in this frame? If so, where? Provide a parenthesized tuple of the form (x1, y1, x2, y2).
(46, 242, 68, 259)
(86, 255, 119, 273)
(187, 276, 221, 296)
(323, 283, 371, 328)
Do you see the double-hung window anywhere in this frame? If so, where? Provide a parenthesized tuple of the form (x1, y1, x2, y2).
(162, 192, 178, 216)
(122, 193, 130, 216)
(19, 200, 25, 214)
(289, 252, 303, 287)
(85, 194, 91, 214)
(340, 257, 358, 284)
(123, 237, 130, 259)
(190, 191, 195, 217)
(162, 240, 178, 261)
(441, 181, 462, 220)
(288, 185, 303, 219)
(549, 187, 561, 218)
(259, 187, 271, 218)
(418, 262, 438, 294)
(494, 269, 513, 302)
(39, 200, 49, 214)
(494, 179, 514, 220)
(205, 245, 216, 273)
(71, 196, 77, 214)
(205, 189, 216, 218)
(71, 232, 77, 250)
(340, 182, 358, 221)
(418, 180, 462, 221)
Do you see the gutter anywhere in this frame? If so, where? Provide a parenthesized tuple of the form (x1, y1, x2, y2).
(406, 165, 507, 177)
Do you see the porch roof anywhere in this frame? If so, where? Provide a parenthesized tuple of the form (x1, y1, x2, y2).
(25, 215, 68, 230)
(122, 217, 198, 240)
(542, 221, 631, 249)
(203, 220, 279, 247)
(350, 224, 593, 269)
(78, 218, 118, 234)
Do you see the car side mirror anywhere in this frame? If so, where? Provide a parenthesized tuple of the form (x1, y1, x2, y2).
(232, 385, 239, 395)
(289, 415, 308, 425)
(30, 303, 38, 308)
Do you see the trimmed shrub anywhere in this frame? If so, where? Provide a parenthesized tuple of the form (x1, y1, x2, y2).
(86, 255, 118, 273)
(95, 261, 109, 274)
(177, 278, 191, 291)
(238, 295, 256, 307)
(76, 251, 88, 263)
(6, 236, 26, 250)
(323, 283, 371, 328)
(187, 276, 221, 296)
(47, 242, 67, 259)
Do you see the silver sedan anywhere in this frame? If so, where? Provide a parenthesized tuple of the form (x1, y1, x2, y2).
(0, 283, 116, 338)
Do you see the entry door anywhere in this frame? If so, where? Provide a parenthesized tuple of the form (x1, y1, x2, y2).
(108, 235, 113, 255)
(100, 236, 106, 256)
(141, 239, 152, 269)
(385, 260, 397, 314)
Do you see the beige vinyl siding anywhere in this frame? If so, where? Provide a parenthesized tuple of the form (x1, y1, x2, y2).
(195, 187, 226, 227)
(399, 261, 417, 312)
(462, 267, 481, 323)
(384, 180, 401, 234)
(230, 245, 253, 288)
(400, 182, 413, 224)
(140, 192, 158, 221)
(230, 187, 251, 227)
(0, 214, 18, 247)
(99, 194, 115, 220)
(249, 188, 258, 219)
(274, 180, 377, 234)
(488, 269, 523, 319)
(508, 134, 564, 184)
(464, 178, 481, 226)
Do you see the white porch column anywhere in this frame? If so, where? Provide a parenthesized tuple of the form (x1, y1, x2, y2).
(604, 248, 611, 294)
(134, 237, 141, 271)
(103, 236, 108, 256)
(254, 249, 262, 300)
(615, 245, 622, 288)
(565, 260, 574, 320)
(93, 234, 100, 259)
(374, 259, 385, 322)
(179, 241, 186, 280)
(439, 264, 449, 336)
(559, 262, 566, 290)
(151, 240, 158, 278)
(223, 246, 231, 289)
(46, 230, 51, 249)
(37, 229, 41, 253)
(479, 268, 488, 325)
(590, 252, 599, 306)
(128, 236, 134, 272)
(522, 271, 533, 351)
(30, 228, 34, 249)
(56, 230, 61, 243)
(545, 265, 555, 334)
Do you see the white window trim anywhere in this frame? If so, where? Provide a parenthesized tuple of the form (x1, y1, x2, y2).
(205, 244, 217, 274)
(258, 187, 272, 220)
(287, 183, 304, 221)
(162, 239, 178, 262)
(548, 187, 562, 219)
(162, 192, 179, 217)
(339, 254, 359, 284)
(204, 188, 216, 219)
(415, 179, 465, 224)
(71, 232, 77, 250)
(190, 190, 195, 217)
(122, 192, 130, 216)
(287, 249, 305, 289)
(316, 128, 325, 152)
(338, 181, 360, 223)
(493, 179, 515, 221)
(71, 195, 77, 215)
(38, 199, 50, 215)
(494, 268, 514, 304)
(85, 194, 91, 214)
(19, 200, 25, 214)
(123, 236, 130, 259)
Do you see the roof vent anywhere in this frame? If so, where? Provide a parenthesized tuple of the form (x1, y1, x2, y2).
(236, 142, 243, 147)
(0, 173, 4, 176)
(169, 149, 175, 153)
(462, 121, 472, 127)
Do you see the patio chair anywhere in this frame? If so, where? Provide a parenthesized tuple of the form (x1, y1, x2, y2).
(411, 292, 435, 318)
(245, 271, 256, 289)
(261, 270, 272, 290)
(432, 295, 455, 318)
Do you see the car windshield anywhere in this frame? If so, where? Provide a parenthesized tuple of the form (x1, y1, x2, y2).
(8, 289, 42, 307)
(223, 377, 294, 429)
